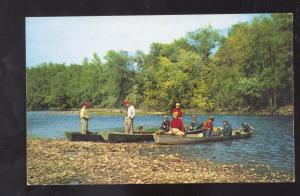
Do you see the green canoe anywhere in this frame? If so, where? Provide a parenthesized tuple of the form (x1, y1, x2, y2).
(65, 131, 154, 142)
(65, 132, 105, 142)
(97, 132, 154, 143)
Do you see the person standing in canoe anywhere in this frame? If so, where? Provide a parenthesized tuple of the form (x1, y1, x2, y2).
(170, 102, 185, 132)
(80, 101, 90, 134)
(168, 111, 185, 136)
(202, 116, 215, 137)
(123, 99, 135, 134)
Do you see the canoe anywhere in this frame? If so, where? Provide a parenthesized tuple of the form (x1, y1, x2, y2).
(97, 132, 154, 143)
(153, 130, 254, 145)
(65, 132, 105, 142)
(65, 131, 154, 142)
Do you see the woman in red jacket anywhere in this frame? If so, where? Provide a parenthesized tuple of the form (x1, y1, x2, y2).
(168, 111, 185, 136)
(171, 102, 183, 120)
(170, 102, 185, 132)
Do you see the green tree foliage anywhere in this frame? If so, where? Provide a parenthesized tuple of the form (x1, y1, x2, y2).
(185, 25, 222, 63)
(211, 14, 293, 112)
(103, 50, 135, 108)
(26, 14, 293, 113)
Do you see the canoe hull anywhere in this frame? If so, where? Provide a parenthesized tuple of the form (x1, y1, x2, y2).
(98, 132, 154, 143)
(65, 132, 104, 142)
(66, 131, 154, 142)
(153, 131, 253, 145)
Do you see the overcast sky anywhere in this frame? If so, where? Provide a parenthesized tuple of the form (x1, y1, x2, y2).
(26, 14, 266, 67)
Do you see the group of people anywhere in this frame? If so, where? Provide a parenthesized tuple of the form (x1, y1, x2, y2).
(79, 99, 232, 137)
(160, 102, 233, 137)
(79, 99, 136, 135)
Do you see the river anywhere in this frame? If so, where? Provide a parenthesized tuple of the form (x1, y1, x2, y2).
(27, 111, 294, 174)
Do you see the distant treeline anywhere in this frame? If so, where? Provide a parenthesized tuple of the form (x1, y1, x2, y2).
(26, 14, 293, 113)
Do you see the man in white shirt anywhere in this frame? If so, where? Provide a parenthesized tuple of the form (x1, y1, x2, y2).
(123, 99, 135, 134)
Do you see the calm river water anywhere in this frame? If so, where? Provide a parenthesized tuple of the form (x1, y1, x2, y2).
(27, 111, 294, 173)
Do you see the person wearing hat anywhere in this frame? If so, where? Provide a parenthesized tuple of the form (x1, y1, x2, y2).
(80, 101, 90, 134)
(171, 102, 183, 120)
(222, 120, 232, 136)
(123, 99, 135, 134)
(202, 116, 215, 137)
(170, 102, 185, 132)
(168, 112, 185, 136)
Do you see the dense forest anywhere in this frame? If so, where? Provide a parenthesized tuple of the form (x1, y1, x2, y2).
(26, 14, 293, 113)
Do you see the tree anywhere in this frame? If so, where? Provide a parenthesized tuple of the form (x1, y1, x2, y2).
(103, 50, 134, 107)
(211, 14, 293, 111)
(26, 14, 293, 113)
(185, 26, 222, 63)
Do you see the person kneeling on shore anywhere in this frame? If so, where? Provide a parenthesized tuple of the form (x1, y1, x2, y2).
(167, 112, 185, 136)
(80, 101, 90, 134)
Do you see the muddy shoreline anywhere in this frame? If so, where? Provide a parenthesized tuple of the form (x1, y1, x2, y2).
(27, 138, 294, 185)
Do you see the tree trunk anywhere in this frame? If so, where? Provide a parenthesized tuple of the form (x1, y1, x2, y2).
(274, 88, 277, 109)
(269, 96, 273, 109)
(269, 46, 277, 109)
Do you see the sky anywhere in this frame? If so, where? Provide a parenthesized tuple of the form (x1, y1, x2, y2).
(26, 14, 266, 67)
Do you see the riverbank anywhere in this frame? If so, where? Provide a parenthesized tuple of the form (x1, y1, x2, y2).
(27, 137, 294, 184)
(31, 105, 293, 116)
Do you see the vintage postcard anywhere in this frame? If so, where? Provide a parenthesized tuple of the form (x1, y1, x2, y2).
(26, 14, 294, 184)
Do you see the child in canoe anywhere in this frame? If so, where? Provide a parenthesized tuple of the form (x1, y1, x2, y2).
(160, 115, 170, 133)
